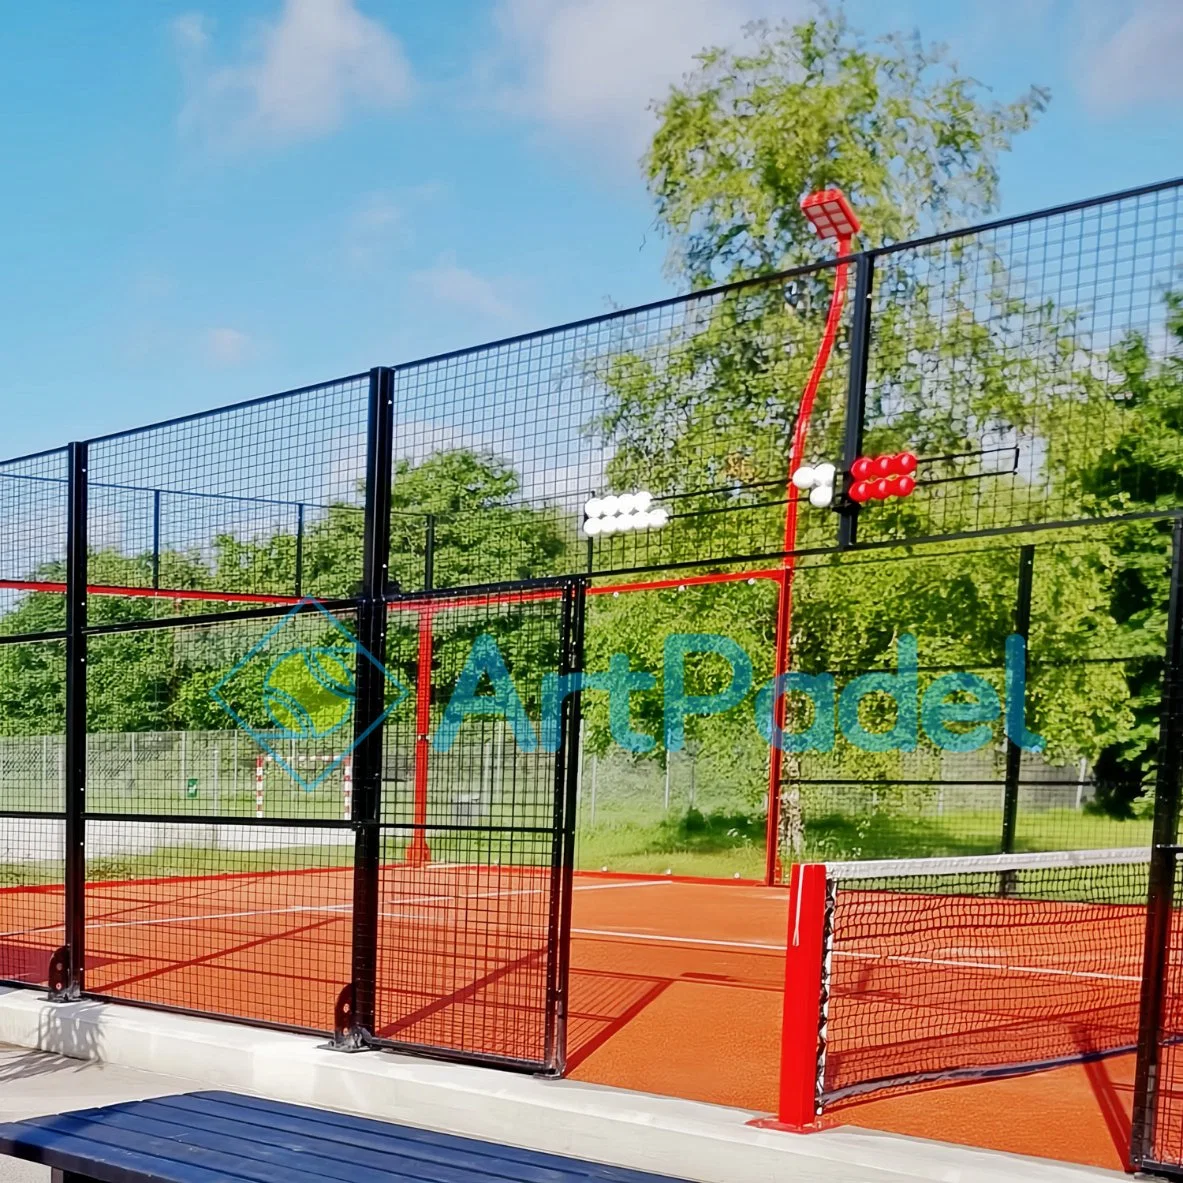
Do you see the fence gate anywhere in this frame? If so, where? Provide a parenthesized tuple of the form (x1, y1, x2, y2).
(360, 578, 583, 1072)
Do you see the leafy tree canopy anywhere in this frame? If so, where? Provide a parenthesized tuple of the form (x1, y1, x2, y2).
(646, 7, 1049, 285)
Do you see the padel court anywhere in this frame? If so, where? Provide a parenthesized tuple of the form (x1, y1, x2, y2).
(3, 176, 1183, 1178)
(0, 854, 1152, 1170)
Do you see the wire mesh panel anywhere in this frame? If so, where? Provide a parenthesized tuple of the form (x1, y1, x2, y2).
(854, 181, 1183, 545)
(0, 636, 65, 986)
(85, 375, 370, 612)
(372, 581, 581, 1070)
(390, 265, 851, 588)
(772, 532, 1165, 870)
(575, 574, 778, 877)
(0, 448, 68, 633)
(819, 847, 1148, 1106)
(83, 822, 353, 1031)
(81, 610, 362, 1029)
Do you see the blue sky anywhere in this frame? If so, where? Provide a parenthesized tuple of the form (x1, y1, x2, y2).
(0, 0, 1179, 458)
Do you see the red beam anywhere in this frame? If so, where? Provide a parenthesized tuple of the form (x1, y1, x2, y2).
(0, 578, 300, 606)
(588, 568, 781, 596)
(406, 609, 433, 868)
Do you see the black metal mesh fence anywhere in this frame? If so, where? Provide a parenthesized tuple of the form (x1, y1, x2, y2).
(0, 447, 67, 985)
(390, 267, 851, 588)
(0, 178, 1177, 1076)
(85, 375, 370, 608)
(856, 183, 1183, 544)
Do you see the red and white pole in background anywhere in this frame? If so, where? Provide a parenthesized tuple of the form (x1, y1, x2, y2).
(342, 754, 353, 821)
(765, 188, 860, 886)
(255, 755, 265, 819)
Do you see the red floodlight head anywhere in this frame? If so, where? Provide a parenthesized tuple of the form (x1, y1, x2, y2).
(801, 188, 860, 241)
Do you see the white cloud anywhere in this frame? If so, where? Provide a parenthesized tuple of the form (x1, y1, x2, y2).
(339, 184, 449, 270)
(176, 0, 413, 149)
(410, 256, 517, 322)
(171, 12, 211, 53)
(205, 327, 254, 365)
(486, 0, 803, 158)
(341, 192, 409, 271)
(1081, 0, 1183, 111)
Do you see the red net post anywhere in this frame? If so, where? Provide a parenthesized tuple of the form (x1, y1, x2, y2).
(777, 862, 828, 1130)
(406, 608, 433, 868)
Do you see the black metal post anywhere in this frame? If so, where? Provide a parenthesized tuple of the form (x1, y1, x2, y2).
(342, 367, 395, 1046)
(57, 441, 88, 999)
(294, 503, 305, 597)
(546, 578, 585, 1074)
(837, 254, 874, 551)
(151, 489, 161, 590)
(1000, 544, 1035, 857)
(1131, 519, 1183, 1167)
(424, 513, 435, 592)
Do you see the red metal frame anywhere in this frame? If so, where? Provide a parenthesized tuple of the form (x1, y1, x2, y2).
(0, 578, 300, 606)
(586, 568, 782, 596)
(765, 196, 857, 885)
(407, 608, 434, 867)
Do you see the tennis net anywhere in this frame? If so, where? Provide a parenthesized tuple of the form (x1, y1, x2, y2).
(811, 847, 1149, 1106)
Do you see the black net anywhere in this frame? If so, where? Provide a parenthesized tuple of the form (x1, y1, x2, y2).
(820, 847, 1148, 1105)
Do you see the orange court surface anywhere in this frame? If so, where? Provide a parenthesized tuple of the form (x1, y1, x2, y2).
(0, 868, 1138, 1174)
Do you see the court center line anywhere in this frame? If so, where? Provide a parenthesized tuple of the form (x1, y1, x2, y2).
(0, 879, 670, 939)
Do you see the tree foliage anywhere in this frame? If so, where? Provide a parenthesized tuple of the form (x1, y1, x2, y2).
(646, 8, 1048, 285)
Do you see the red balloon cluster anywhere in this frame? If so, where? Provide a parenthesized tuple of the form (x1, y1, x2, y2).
(849, 452, 918, 503)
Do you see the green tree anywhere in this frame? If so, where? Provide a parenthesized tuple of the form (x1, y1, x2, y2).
(1070, 296, 1183, 815)
(646, 8, 1048, 285)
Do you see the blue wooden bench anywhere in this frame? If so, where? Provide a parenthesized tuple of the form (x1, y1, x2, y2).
(0, 1091, 692, 1183)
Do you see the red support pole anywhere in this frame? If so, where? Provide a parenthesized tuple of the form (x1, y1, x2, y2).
(406, 607, 433, 868)
(777, 862, 828, 1130)
(765, 241, 853, 885)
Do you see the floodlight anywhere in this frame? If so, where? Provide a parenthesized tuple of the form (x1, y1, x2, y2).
(801, 188, 860, 241)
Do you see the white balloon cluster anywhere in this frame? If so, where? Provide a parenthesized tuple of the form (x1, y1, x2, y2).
(791, 461, 837, 508)
(583, 491, 670, 537)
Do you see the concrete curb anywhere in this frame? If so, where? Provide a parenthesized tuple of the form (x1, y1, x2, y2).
(0, 989, 1123, 1183)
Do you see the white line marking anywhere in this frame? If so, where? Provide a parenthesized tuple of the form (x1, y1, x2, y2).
(830, 949, 1141, 983)
(572, 927, 783, 951)
(88, 903, 353, 931)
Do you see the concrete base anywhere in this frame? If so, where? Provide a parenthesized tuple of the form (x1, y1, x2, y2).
(0, 987, 1124, 1183)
